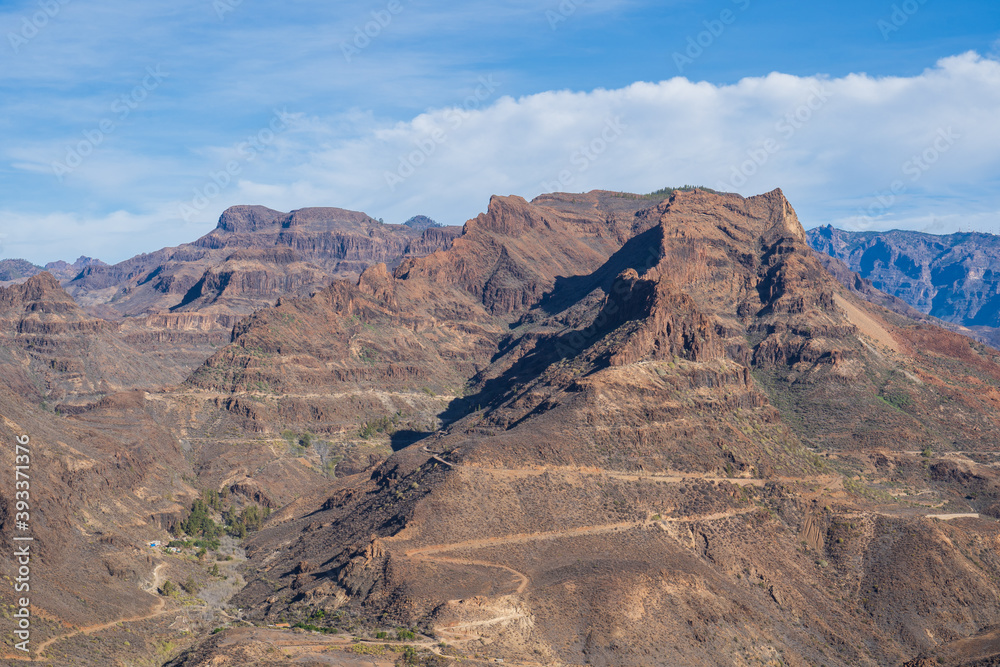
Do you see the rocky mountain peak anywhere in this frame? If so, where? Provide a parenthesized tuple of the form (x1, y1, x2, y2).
(469, 195, 539, 237)
(215, 205, 284, 233)
(0, 271, 67, 309)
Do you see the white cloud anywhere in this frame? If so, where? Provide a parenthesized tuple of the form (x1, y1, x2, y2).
(211, 51, 1000, 233)
(5, 51, 1000, 263)
(0, 207, 211, 265)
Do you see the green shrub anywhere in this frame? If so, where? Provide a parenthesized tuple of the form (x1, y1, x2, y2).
(399, 645, 419, 665)
(359, 413, 401, 439)
(193, 538, 220, 550)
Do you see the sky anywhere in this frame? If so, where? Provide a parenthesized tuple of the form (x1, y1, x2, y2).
(1, 0, 999, 264)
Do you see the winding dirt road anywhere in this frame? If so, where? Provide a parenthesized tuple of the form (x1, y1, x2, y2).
(32, 562, 172, 659)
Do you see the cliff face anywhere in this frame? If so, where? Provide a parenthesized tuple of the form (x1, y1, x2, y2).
(0, 274, 203, 406)
(808, 225, 1000, 329)
(65, 205, 462, 325)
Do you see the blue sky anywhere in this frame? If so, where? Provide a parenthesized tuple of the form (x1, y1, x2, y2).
(1, 0, 999, 264)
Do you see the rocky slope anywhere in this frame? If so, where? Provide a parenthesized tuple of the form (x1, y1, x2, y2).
(812, 250, 1000, 348)
(0, 273, 211, 406)
(7, 189, 1000, 665)
(0, 208, 461, 411)
(0, 378, 214, 664)
(808, 226, 1000, 344)
(166, 191, 662, 499)
(208, 189, 1000, 666)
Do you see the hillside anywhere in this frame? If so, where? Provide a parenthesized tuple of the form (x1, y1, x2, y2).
(211, 189, 1000, 666)
(5, 189, 1000, 665)
(0, 273, 210, 406)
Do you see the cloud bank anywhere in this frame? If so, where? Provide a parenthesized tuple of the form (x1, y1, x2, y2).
(5, 51, 1000, 263)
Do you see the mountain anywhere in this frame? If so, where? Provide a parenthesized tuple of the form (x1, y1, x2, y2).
(203, 189, 1000, 666)
(0, 273, 209, 406)
(0, 206, 463, 409)
(7, 189, 1000, 665)
(178, 190, 663, 486)
(66, 205, 461, 326)
(808, 226, 1000, 345)
(0, 256, 106, 284)
(43, 256, 107, 281)
(0, 258, 42, 282)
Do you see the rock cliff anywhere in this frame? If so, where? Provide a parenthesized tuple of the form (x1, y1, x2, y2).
(808, 225, 1000, 339)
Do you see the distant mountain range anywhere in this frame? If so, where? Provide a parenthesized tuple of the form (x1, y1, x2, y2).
(808, 225, 1000, 347)
(0, 255, 106, 282)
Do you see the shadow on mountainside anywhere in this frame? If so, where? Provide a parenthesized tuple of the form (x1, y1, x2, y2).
(445, 228, 673, 422)
(530, 224, 663, 317)
(387, 225, 669, 448)
(389, 428, 436, 451)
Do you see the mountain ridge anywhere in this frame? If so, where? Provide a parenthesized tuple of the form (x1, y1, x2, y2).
(5, 189, 1000, 665)
(808, 225, 1000, 347)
